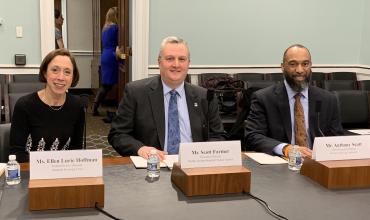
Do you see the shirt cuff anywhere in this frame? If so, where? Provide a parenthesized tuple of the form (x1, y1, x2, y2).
(273, 143, 288, 156)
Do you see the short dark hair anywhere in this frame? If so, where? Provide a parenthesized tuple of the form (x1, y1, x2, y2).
(282, 44, 311, 63)
(39, 49, 80, 87)
(54, 9, 61, 19)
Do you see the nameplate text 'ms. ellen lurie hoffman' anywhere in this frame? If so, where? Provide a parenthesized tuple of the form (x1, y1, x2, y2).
(179, 141, 242, 168)
(29, 149, 102, 180)
(313, 135, 370, 161)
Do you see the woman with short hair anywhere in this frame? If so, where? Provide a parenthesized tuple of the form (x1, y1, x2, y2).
(9, 49, 85, 162)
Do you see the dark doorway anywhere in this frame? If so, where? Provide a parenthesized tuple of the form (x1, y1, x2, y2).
(92, 0, 130, 104)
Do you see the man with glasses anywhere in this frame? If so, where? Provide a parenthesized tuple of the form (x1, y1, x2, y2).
(109, 36, 225, 159)
(245, 44, 343, 158)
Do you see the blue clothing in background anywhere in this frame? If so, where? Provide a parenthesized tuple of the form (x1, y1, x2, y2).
(101, 24, 119, 85)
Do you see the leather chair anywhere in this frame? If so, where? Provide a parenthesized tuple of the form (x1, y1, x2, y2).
(357, 80, 370, 91)
(4, 92, 28, 123)
(0, 123, 11, 163)
(311, 72, 327, 88)
(265, 73, 284, 81)
(328, 72, 357, 80)
(12, 74, 39, 82)
(246, 80, 276, 89)
(0, 84, 3, 122)
(323, 80, 357, 91)
(0, 75, 5, 121)
(234, 73, 264, 81)
(3, 80, 44, 123)
(8, 82, 45, 94)
(333, 90, 369, 129)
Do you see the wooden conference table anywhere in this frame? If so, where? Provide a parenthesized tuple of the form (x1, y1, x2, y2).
(0, 156, 370, 220)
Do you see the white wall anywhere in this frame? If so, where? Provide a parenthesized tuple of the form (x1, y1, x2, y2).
(66, 0, 93, 88)
(0, 0, 41, 66)
(149, 0, 365, 66)
(360, 0, 370, 65)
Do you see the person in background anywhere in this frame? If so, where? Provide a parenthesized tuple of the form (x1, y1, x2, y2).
(108, 36, 225, 160)
(93, 6, 122, 116)
(9, 49, 85, 162)
(55, 9, 64, 49)
(245, 44, 344, 158)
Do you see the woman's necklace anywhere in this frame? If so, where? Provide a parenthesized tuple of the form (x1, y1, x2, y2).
(48, 104, 64, 111)
(41, 90, 65, 111)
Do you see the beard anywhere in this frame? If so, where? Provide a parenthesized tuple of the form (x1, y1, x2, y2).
(283, 71, 311, 92)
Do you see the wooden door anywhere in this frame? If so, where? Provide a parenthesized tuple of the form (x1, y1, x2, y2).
(117, 0, 130, 102)
(54, 0, 61, 11)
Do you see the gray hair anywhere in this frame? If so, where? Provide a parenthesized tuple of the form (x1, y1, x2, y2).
(158, 36, 190, 60)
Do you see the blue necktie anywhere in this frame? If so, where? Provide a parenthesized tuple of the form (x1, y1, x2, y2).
(167, 90, 180, 154)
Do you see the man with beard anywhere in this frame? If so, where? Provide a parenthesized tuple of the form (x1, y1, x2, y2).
(245, 44, 343, 158)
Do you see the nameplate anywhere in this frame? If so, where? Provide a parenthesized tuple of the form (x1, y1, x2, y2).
(30, 149, 103, 180)
(179, 141, 242, 168)
(312, 135, 370, 161)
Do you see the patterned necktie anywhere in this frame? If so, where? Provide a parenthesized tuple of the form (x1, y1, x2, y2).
(294, 93, 308, 146)
(167, 90, 180, 154)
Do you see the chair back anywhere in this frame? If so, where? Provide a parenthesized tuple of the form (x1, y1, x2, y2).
(9, 93, 28, 120)
(0, 123, 11, 163)
(333, 90, 369, 128)
(8, 82, 45, 94)
(234, 73, 264, 81)
(328, 72, 357, 80)
(265, 73, 284, 81)
(324, 80, 357, 91)
(246, 80, 276, 89)
(311, 72, 327, 88)
(358, 80, 370, 91)
(4, 92, 28, 123)
(12, 74, 39, 82)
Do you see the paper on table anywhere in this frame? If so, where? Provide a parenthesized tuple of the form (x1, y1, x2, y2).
(0, 163, 6, 176)
(163, 155, 178, 169)
(130, 156, 166, 168)
(245, 152, 287, 164)
(348, 129, 370, 135)
(130, 155, 179, 168)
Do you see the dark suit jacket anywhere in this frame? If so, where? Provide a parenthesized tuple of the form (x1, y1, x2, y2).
(245, 82, 344, 154)
(108, 76, 225, 156)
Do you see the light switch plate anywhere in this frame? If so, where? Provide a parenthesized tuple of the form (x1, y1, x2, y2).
(16, 26, 23, 38)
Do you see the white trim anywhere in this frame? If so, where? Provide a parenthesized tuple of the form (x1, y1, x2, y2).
(61, 0, 68, 48)
(0, 66, 39, 75)
(148, 64, 370, 69)
(69, 50, 94, 56)
(147, 64, 370, 82)
(0, 64, 39, 68)
(131, 0, 149, 81)
(40, 0, 55, 59)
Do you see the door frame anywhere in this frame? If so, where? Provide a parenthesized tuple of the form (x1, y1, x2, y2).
(130, 0, 149, 81)
(40, 0, 150, 83)
(117, 0, 130, 101)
